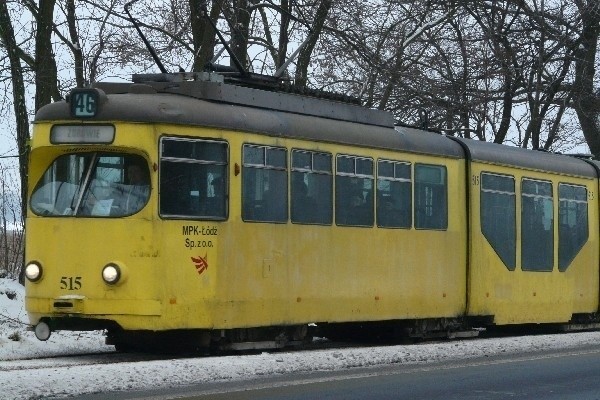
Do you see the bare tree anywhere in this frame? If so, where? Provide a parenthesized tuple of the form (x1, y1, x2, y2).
(0, 163, 24, 279)
(572, 0, 600, 156)
(305, 0, 594, 153)
(65, 0, 86, 87)
(190, 0, 222, 71)
(294, 0, 332, 87)
(0, 0, 121, 280)
(0, 1, 31, 219)
(2, 0, 600, 273)
(33, 0, 63, 109)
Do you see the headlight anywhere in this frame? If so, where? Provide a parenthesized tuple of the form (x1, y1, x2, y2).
(25, 262, 43, 282)
(102, 264, 121, 285)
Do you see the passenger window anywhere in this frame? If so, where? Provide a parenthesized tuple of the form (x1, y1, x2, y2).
(558, 184, 588, 271)
(159, 138, 228, 219)
(521, 179, 553, 271)
(414, 164, 447, 230)
(291, 150, 332, 225)
(480, 173, 516, 270)
(242, 145, 288, 222)
(335, 155, 374, 227)
(377, 160, 411, 228)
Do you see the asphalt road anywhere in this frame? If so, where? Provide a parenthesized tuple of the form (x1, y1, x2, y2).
(192, 348, 600, 400)
(78, 346, 600, 400)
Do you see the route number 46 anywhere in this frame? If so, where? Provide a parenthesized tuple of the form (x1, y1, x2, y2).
(70, 90, 98, 118)
(60, 276, 82, 290)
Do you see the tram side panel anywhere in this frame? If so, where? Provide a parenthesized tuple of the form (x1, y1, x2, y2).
(26, 121, 470, 334)
(466, 161, 599, 325)
(167, 131, 470, 329)
(290, 137, 466, 325)
(154, 128, 296, 330)
(154, 126, 228, 330)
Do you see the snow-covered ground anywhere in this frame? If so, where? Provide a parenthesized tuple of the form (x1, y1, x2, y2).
(0, 278, 111, 362)
(3, 277, 600, 400)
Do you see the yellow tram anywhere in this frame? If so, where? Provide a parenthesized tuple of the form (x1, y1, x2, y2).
(24, 72, 600, 350)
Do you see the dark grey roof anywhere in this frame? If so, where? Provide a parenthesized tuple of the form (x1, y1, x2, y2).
(36, 80, 598, 177)
(451, 136, 598, 178)
(34, 84, 465, 159)
(393, 126, 464, 159)
(96, 79, 395, 128)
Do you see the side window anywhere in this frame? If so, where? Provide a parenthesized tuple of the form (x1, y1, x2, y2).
(558, 184, 588, 271)
(335, 155, 374, 227)
(415, 164, 447, 230)
(159, 138, 228, 219)
(291, 150, 333, 225)
(521, 179, 553, 271)
(242, 145, 288, 223)
(377, 160, 411, 228)
(480, 173, 516, 270)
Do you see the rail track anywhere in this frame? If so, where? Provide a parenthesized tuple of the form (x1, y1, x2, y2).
(3, 324, 598, 374)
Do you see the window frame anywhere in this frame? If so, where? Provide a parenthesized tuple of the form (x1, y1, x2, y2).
(558, 182, 589, 271)
(480, 172, 517, 270)
(290, 149, 333, 225)
(242, 143, 288, 223)
(335, 154, 374, 227)
(159, 136, 229, 220)
(376, 159, 412, 229)
(414, 163, 448, 230)
(520, 178, 554, 272)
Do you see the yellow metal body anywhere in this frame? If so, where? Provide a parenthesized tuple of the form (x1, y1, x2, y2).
(26, 122, 467, 331)
(466, 162, 600, 324)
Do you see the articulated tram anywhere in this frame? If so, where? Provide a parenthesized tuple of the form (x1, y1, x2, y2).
(24, 71, 600, 351)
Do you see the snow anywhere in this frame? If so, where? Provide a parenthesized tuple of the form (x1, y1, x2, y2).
(3, 277, 600, 400)
(0, 279, 110, 362)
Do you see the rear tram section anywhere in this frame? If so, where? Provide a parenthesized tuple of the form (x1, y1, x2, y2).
(456, 139, 600, 327)
(24, 73, 600, 351)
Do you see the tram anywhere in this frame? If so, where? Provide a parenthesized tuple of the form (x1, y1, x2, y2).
(23, 70, 600, 351)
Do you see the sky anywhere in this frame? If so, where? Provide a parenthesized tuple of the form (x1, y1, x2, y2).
(0, 120, 19, 174)
(3, 277, 600, 400)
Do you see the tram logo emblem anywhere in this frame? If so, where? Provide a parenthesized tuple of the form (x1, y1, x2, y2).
(192, 254, 208, 275)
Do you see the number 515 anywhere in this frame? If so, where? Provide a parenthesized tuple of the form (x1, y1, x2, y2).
(60, 276, 82, 290)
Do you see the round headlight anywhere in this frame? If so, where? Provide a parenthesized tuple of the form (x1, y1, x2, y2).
(25, 262, 43, 282)
(102, 264, 121, 284)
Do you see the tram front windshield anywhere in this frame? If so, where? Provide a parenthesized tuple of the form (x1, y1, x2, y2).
(30, 153, 150, 217)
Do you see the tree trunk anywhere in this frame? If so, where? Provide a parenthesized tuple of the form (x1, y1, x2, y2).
(35, 0, 61, 111)
(231, 0, 251, 70)
(295, 0, 332, 88)
(0, 2, 29, 221)
(66, 0, 85, 87)
(0, 2, 30, 284)
(190, 0, 222, 71)
(573, 1, 600, 157)
(277, 0, 291, 69)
